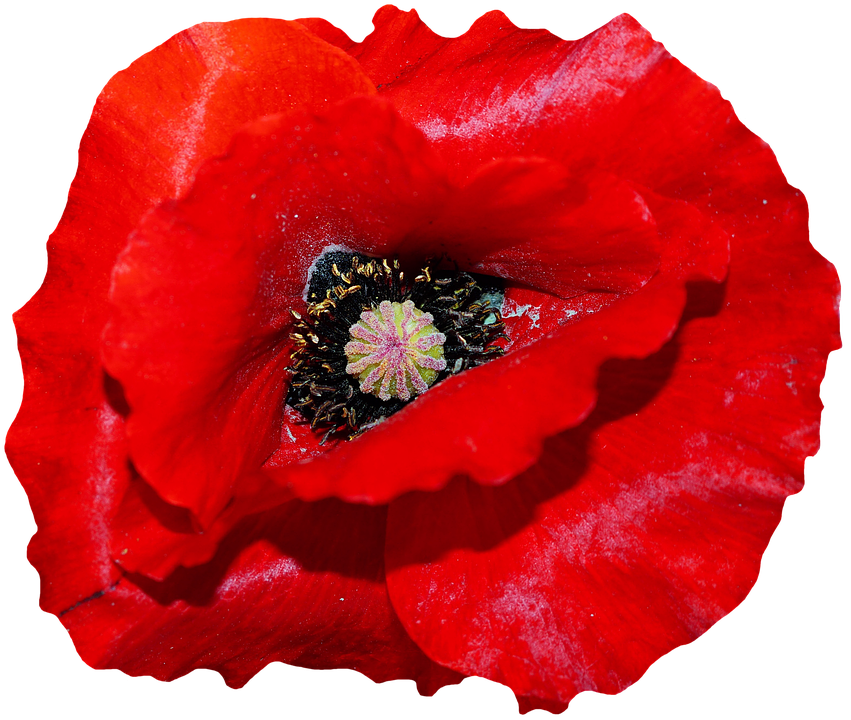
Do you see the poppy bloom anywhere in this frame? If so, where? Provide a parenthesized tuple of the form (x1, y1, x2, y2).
(10, 5, 836, 716)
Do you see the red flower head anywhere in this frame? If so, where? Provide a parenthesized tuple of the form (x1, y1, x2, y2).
(5, 5, 842, 716)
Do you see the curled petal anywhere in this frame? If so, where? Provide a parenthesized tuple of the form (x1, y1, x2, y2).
(267, 199, 725, 504)
(385, 208, 838, 706)
(103, 96, 449, 527)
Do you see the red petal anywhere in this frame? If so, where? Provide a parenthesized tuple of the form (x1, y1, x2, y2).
(385, 238, 837, 710)
(63, 499, 462, 693)
(7, 390, 128, 614)
(259, 10, 746, 506)
(385, 408, 800, 710)
(13, 26, 458, 680)
(7, 16, 375, 604)
(330, 8, 786, 216)
(416, 161, 661, 297)
(319, 7, 615, 181)
(103, 96, 450, 527)
(381, 59, 839, 717)
(386, 288, 837, 709)
(104, 19, 376, 199)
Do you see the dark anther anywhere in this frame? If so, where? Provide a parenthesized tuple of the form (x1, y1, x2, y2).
(285, 251, 507, 442)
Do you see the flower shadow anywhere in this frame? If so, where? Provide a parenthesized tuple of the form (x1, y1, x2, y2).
(103, 372, 131, 417)
(126, 498, 390, 606)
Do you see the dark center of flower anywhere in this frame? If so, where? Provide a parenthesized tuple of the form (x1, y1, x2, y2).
(286, 251, 506, 442)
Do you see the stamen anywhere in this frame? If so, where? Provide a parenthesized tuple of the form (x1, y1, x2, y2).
(286, 250, 506, 441)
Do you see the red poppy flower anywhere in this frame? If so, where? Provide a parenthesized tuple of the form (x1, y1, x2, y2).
(5, 5, 842, 716)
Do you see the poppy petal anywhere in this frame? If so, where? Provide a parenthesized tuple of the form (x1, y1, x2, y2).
(7, 16, 376, 601)
(324, 7, 783, 221)
(416, 161, 661, 297)
(62, 499, 462, 693)
(383, 137, 840, 712)
(266, 187, 725, 504)
(102, 96, 450, 528)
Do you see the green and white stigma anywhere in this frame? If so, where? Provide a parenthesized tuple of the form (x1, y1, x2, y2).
(344, 300, 446, 401)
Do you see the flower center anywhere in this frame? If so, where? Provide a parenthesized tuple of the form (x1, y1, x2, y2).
(344, 300, 446, 401)
(286, 251, 506, 443)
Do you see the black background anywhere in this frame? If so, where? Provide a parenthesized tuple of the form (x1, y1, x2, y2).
(4, 2, 847, 718)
